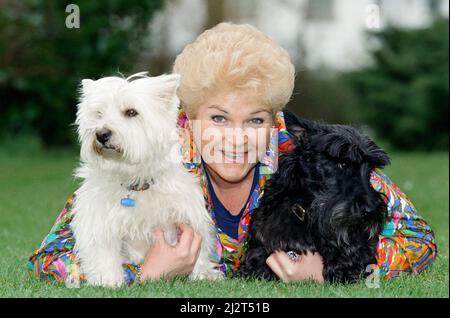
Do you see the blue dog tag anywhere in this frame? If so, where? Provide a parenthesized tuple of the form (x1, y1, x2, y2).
(121, 197, 135, 207)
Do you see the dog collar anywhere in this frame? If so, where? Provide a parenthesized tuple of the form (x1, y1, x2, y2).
(291, 203, 306, 222)
(120, 179, 154, 207)
(126, 180, 154, 191)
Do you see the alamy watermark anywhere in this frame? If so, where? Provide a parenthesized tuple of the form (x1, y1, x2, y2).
(365, 264, 381, 288)
(65, 4, 80, 29)
(365, 3, 382, 30)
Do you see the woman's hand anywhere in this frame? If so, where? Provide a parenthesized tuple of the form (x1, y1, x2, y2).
(266, 250, 325, 283)
(139, 224, 202, 281)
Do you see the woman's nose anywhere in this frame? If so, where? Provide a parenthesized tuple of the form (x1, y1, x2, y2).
(223, 127, 248, 148)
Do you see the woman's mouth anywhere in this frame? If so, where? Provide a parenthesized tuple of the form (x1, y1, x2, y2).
(222, 151, 247, 163)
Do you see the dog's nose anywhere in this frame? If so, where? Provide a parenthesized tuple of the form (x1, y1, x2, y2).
(96, 128, 112, 144)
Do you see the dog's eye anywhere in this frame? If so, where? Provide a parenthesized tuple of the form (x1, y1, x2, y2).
(338, 162, 347, 169)
(124, 109, 138, 117)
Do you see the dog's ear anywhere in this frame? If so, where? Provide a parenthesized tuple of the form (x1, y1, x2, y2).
(289, 125, 309, 145)
(361, 138, 391, 168)
(80, 79, 95, 94)
(283, 110, 315, 145)
(154, 73, 181, 102)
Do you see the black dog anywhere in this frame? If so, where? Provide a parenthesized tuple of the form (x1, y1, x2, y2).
(239, 110, 390, 283)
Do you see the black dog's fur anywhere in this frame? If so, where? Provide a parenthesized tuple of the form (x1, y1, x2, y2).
(239, 110, 390, 283)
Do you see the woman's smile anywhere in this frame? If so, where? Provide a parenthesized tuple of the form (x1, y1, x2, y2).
(222, 150, 247, 163)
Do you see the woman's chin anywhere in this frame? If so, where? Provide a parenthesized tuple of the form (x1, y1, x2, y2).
(208, 162, 256, 183)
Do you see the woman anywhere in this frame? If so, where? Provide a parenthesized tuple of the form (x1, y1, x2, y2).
(28, 23, 437, 285)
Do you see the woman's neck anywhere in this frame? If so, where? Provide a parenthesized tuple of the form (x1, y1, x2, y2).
(205, 165, 257, 215)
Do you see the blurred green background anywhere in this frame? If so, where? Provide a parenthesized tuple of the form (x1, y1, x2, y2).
(0, 0, 448, 297)
(0, 0, 164, 146)
(0, 0, 448, 150)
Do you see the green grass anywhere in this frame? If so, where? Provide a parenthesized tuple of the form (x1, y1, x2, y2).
(0, 148, 448, 298)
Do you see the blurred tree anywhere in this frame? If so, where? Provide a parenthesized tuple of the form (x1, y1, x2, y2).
(286, 70, 360, 126)
(0, 0, 163, 146)
(343, 18, 449, 150)
(205, 0, 225, 30)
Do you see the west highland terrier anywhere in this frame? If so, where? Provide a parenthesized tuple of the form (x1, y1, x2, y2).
(240, 110, 390, 283)
(71, 72, 222, 287)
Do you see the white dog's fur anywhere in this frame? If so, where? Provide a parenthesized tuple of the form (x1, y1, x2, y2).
(71, 72, 222, 287)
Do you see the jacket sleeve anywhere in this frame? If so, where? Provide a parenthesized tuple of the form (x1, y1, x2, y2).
(27, 193, 141, 285)
(369, 169, 437, 279)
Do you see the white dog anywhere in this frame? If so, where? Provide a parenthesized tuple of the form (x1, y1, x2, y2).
(71, 72, 222, 287)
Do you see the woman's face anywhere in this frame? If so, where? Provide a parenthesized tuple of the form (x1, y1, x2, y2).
(192, 91, 273, 183)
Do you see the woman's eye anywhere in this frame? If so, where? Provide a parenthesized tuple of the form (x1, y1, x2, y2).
(211, 115, 226, 123)
(124, 109, 138, 117)
(249, 118, 264, 125)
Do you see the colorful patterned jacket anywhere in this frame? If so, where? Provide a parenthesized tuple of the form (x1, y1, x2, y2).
(27, 110, 437, 285)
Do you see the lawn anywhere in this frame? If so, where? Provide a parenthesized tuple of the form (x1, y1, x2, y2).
(0, 147, 448, 298)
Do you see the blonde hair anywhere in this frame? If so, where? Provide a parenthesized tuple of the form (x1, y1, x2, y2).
(173, 22, 295, 119)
